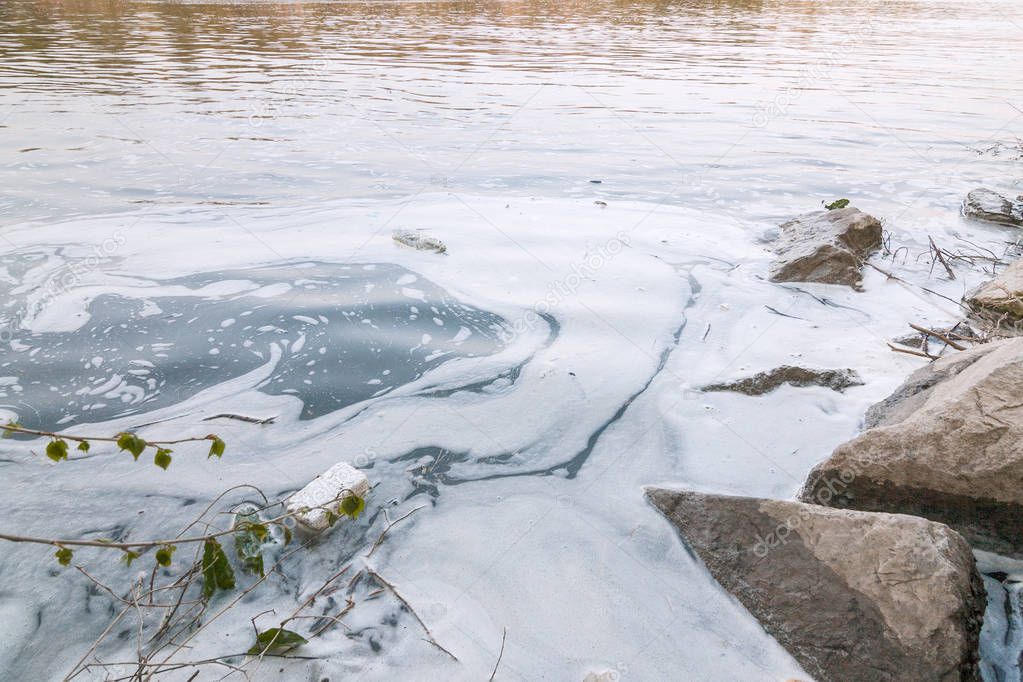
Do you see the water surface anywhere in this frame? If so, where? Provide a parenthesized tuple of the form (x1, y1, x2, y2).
(1, 1, 1021, 680)
(2, 0, 1021, 226)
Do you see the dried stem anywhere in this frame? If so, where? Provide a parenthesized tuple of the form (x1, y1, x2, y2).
(0, 493, 351, 551)
(908, 323, 966, 351)
(366, 568, 459, 662)
(489, 627, 507, 681)
(887, 342, 938, 360)
(928, 236, 956, 280)
(366, 506, 425, 558)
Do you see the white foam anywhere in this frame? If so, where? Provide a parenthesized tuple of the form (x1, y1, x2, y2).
(0, 194, 1013, 679)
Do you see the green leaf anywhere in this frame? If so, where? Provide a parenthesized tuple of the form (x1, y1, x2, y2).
(76, 440, 90, 453)
(2, 421, 21, 438)
(232, 514, 267, 577)
(46, 439, 69, 462)
(54, 547, 73, 566)
(201, 538, 236, 600)
(155, 545, 176, 567)
(325, 510, 338, 528)
(121, 550, 141, 567)
(825, 198, 850, 210)
(282, 525, 293, 546)
(339, 495, 366, 520)
(247, 628, 308, 656)
(116, 433, 147, 460)
(208, 436, 226, 459)
(154, 448, 172, 470)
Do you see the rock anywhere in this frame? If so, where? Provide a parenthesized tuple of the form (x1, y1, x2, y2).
(962, 188, 1023, 227)
(801, 337, 1023, 557)
(392, 229, 447, 254)
(286, 462, 370, 531)
(767, 207, 883, 289)
(581, 672, 617, 682)
(966, 259, 1023, 322)
(862, 344, 996, 430)
(702, 366, 863, 396)
(647, 489, 984, 682)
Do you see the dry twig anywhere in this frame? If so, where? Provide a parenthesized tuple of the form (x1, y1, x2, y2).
(887, 342, 938, 360)
(908, 323, 966, 351)
(489, 627, 508, 681)
(366, 568, 459, 662)
(928, 236, 956, 280)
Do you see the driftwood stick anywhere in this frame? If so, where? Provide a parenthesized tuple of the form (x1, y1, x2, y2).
(908, 323, 966, 351)
(865, 260, 902, 281)
(887, 342, 937, 360)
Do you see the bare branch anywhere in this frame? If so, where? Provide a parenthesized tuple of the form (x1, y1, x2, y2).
(489, 627, 508, 681)
(366, 568, 459, 662)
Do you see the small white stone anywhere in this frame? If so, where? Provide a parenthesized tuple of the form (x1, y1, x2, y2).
(582, 671, 618, 682)
(287, 462, 370, 531)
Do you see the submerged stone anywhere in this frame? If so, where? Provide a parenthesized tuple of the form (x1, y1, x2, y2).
(962, 188, 1023, 227)
(966, 259, 1023, 323)
(702, 366, 863, 396)
(392, 230, 447, 254)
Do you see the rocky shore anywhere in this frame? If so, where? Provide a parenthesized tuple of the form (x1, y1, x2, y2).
(647, 489, 985, 681)
(648, 191, 1023, 681)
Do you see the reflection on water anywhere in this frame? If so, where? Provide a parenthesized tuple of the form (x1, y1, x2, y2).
(0, 261, 507, 428)
(1, 0, 1021, 224)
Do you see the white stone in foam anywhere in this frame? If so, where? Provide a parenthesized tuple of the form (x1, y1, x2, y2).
(287, 462, 370, 531)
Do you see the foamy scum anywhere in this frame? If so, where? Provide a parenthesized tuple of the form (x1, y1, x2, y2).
(0, 194, 1013, 679)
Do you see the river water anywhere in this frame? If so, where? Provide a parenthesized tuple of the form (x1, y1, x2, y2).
(1, 1, 1021, 680)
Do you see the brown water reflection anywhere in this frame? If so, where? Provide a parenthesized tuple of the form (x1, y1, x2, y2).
(0, 0, 1020, 227)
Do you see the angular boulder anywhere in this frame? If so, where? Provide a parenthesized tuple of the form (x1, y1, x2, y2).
(962, 188, 1023, 227)
(801, 337, 1023, 557)
(966, 259, 1023, 322)
(647, 489, 984, 682)
(768, 207, 882, 289)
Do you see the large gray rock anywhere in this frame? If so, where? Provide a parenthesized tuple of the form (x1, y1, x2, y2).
(966, 260, 1023, 322)
(648, 489, 984, 682)
(962, 188, 1023, 227)
(801, 337, 1023, 557)
(768, 207, 882, 289)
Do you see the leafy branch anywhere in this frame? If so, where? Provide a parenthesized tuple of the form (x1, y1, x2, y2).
(0, 488, 364, 567)
(2, 421, 225, 468)
(0, 424, 448, 679)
